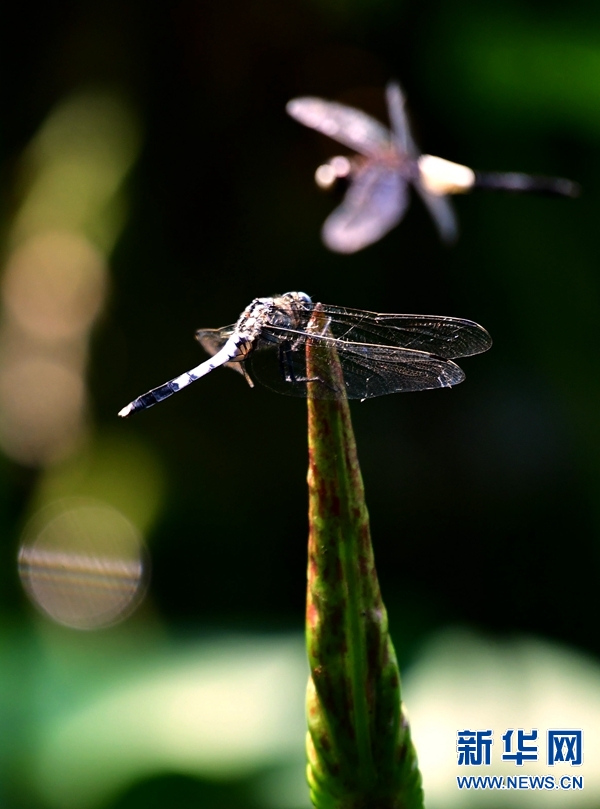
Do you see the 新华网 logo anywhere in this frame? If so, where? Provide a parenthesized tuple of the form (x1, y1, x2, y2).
(456, 729, 583, 766)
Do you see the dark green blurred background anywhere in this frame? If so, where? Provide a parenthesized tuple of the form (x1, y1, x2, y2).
(1, 1, 599, 807)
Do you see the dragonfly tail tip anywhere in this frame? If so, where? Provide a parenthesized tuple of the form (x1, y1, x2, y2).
(118, 403, 134, 418)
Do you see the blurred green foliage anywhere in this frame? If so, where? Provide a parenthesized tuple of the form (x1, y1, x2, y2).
(1, 0, 600, 807)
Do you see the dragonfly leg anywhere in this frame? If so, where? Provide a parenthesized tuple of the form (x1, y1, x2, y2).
(279, 341, 312, 384)
(278, 341, 339, 395)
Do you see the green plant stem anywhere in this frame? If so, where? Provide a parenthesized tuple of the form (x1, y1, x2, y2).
(304, 306, 423, 809)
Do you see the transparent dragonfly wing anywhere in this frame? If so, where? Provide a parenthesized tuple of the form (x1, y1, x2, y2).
(385, 81, 410, 154)
(322, 163, 409, 253)
(261, 307, 491, 359)
(196, 325, 254, 385)
(195, 325, 234, 354)
(304, 307, 491, 358)
(286, 97, 391, 158)
(248, 333, 466, 399)
(385, 83, 459, 244)
(414, 182, 458, 243)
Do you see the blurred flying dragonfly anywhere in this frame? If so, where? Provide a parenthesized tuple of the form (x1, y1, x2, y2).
(118, 292, 491, 416)
(286, 83, 579, 253)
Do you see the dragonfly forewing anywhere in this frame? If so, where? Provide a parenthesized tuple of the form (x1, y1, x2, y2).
(279, 307, 492, 359)
(385, 82, 410, 155)
(385, 82, 458, 243)
(286, 97, 391, 158)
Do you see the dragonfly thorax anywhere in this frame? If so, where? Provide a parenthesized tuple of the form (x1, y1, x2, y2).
(234, 292, 313, 339)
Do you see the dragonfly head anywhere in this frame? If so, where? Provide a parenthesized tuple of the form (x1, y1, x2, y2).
(281, 291, 312, 307)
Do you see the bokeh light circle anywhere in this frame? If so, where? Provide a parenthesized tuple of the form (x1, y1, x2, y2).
(2, 230, 106, 342)
(18, 498, 149, 630)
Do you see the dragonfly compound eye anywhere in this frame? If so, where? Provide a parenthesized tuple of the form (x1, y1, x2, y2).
(281, 291, 312, 306)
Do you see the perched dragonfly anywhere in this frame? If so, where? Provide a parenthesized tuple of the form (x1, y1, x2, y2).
(286, 83, 579, 253)
(118, 292, 491, 416)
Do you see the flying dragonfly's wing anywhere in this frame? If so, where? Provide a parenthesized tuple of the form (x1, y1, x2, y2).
(385, 82, 410, 154)
(414, 182, 458, 243)
(196, 325, 254, 386)
(248, 331, 465, 399)
(410, 143, 458, 243)
(270, 306, 491, 359)
(387, 83, 459, 244)
(322, 163, 409, 253)
(286, 97, 391, 158)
